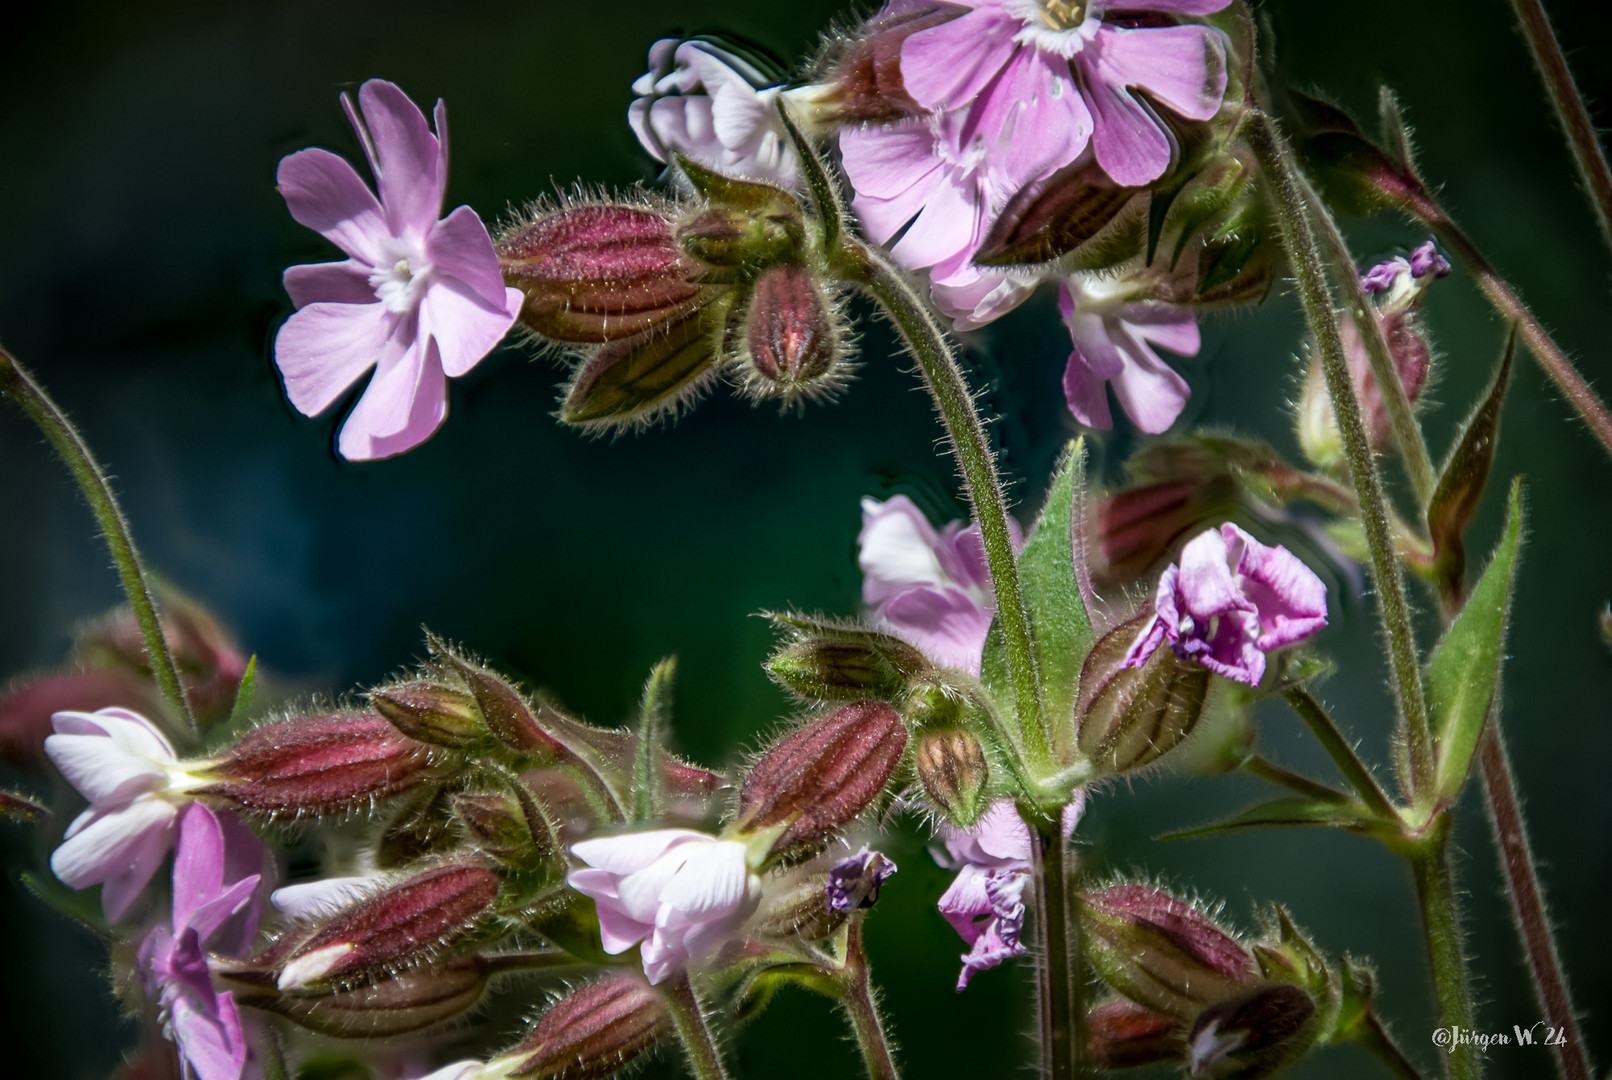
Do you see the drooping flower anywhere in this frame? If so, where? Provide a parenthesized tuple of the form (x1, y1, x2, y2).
(825, 847, 899, 912)
(45, 707, 209, 920)
(1122, 523, 1328, 685)
(274, 79, 523, 461)
(1060, 273, 1200, 433)
(137, 802, 265, 1080)
(933, 796, 1084, 990)
(568, 829, 762, 985)
(858, 495, 1025, 674)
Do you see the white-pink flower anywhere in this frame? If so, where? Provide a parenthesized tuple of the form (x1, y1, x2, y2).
(568, 829, 761, 985)
(44, 707, 208, 920)
(275, 79, 523, 461)
(1060, 272, 1200, 433)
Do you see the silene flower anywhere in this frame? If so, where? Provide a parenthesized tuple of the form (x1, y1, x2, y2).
(1123, 523, 1328, 685)
(274, 79, 523, 461)
(568, 828, 762, 985)
(1059, 271, 1200, 434)
(45, 707, 211, 920)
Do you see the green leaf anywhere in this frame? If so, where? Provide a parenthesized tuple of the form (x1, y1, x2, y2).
(1016, 439, 1095, 726)
(1429, 480, 1526, 803)
(21, 871, 109, 934)
(1159, 797, 1388, 841)
(633, 658, 676, 822)
(227, 654, 257, 729)
(978, 617, 1010, 712)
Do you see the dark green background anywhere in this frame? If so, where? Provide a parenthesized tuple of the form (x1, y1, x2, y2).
(1, 2, 1608, 1077)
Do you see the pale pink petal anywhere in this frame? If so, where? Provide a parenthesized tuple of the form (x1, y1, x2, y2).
(419, 277, 519, 379)
(44, 732, 167, 807)
(358, 80, 445, 237)
(637, 97, 720, 166)
(1081, 66, 1174, 187)
(595, 904, 654, 955)
(571, 829, 706, 875)
(170, 990, 250, 1080)
(840, 120, 944, 202)
(276, 149, 387, 265)
(937, 864, 996, 945)
(426, 205, 511, 311)
(1176, 528, 1247, 617)
(274, 301, 390, 417)
(1063, 348, 1115, 429)
(890, 173, 980, 271)
(931, 269, 1039, 331)
(336, 335, 449, 461)
(879, 587, 995, 674)
(1091, 24, 1229, 123)
(615, 853, 692, 924)
(284, 260, 376, 308)
(900, 7, 1019, 111)
(172, 801, 227, 928)
(1129, 305, 1201, 357)
(51, 708, 175, 759)
(271, 875, 377, 920)
(656, 840, 750, 919)
(1107, 329, 1192, 434)
(968, 800, 1034, 863)
(859, 496, 949, 606)
(996, 51, 1093, 186)
(1224, 524, 1329, 649)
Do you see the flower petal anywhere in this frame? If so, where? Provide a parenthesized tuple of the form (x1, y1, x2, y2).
(900, 7, 1018, 112)
(276, 148, 387, 265)
(1225, 525, 1329, 649)
(1176, 527, 1249, 618)
(1106, 322, 1193, 434)
(571, 829, 707, 875)
(879, 587, 994, 674)
(419, 277, 519, 379)
(426, 205, 512, 312)
(1092, 24, 1230, 122)
(858, 495, 949, 605)
(284, 260, 376, 308)
(50, 797, 178, 918)
(656, 840, 750, 920)
(274, 301, 390, 418)
(44, 731, 168, 807)
(357, 80, 445, 237)
(335, 332, 449, 461)
(170, 988, 250, 1080)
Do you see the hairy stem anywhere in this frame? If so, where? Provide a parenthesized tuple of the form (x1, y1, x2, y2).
(481, 950, 582, 975)
(1359, 1012, 1429, 1080)
(1281, 687, 1401, 819)
(1246, 114, 1434, 801)
(1411, 832, 1482, 1080)
(665, 975, 732, 1080)
(0, 345, 195, 732)
(1506, 0, 1612, 257)
(849, 245, 1050, 766)
(1240, 753, 1351, 804)
(1479, 726, 1593, 1080)
(840, 919, 901, 1080)
(1029, 809, 1083, 1080)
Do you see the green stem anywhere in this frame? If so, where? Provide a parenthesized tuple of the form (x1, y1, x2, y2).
(1246, 113, 1433, 802)
(848, 246, 1050, 766)
(1358, 1012, 1429, 1080)
(1506, 0, 1612, 257)
(840, 919, 901, 1080)
(1028, 808, 1082, 1080)
(1411, 831, 1482, 1080)
(0, 345, 195, 732)
(480, 949, 581, 975)
(1281, 687, 1401, 819)
(1240, 753, 1351, 804)
(665, 975, 732, 1080)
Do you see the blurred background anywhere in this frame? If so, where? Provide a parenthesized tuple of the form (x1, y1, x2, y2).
(1, 1, 1608, 1077)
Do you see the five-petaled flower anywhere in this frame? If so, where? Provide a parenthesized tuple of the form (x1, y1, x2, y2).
(1123, 523, 1328, 685)
(275, 79, 523, 460)
(568, 828, 762, 985)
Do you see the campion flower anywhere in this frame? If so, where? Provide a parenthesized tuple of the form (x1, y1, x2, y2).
(568, 828, 762, 985)
(1060, 273, 1200, 433)
(857, 495, 1023, 674)
(274, 79, 523, 461)
(137, 802, 265, 1080)
(1123, 523, 1328, 685)
(45, 707, 209, 920)
(933, 796, 1084, 990)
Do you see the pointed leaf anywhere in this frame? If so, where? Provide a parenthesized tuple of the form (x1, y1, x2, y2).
(1429, 480, 1525, 803)
(561, 312, 721, 428)
(1159, 797, 1387, 841)
(1017, 439, 1095, 725)
(633, 658, 676, 821)
(227, 654, 258, 729)
(775, 102, 844, 256)
(1428, 330, 1513, 606)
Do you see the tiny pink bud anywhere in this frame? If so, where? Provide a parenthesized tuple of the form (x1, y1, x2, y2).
(371, 681, 484, 748)
(1087, 998, 1184, 1071)
(1082, 884, 1258, 1020)
(737, 700, 907, 861)
(276, 864, 499, 991)
(503, 974, 671, 1080)
(742, 265, 839, 392)
(498, 204, 706, 344)
(200, 712, 439, 816)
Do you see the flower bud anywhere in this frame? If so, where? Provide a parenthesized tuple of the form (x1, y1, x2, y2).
(1087, 998, 1184, 1071)
(737, 701, 907, 862)
(738, 265, 848, 401)
(377, 785, 462, 868)
(199, 712, 439, 817)
(1075, 616, 1210, 774)
(674, 205, 801, 273)
(452, 787, 559, 871)
(1082, 884, 1257, 1020)
(765, 628, 929, 702)
(1186, 983, 1319, 1078)
(502, 974, 671, 1080)
(807, 4, 958, 123)
(915, 728, 990, 827)
(752, 871, 846, 942)
(429, 643, 567, 760)
(498, 203, 707, 343)
(222, 955, 490, 1038)
(1097, 476, 1238, 586)
(276, 863, 499, 991)
(371, 681, 483, 748)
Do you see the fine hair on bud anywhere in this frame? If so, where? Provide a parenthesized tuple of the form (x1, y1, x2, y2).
(503, 974, 671, 1080)
(1074, 613, 1209, 773)
(219, 956, 490, 1039)
(732, 264, 857, 407)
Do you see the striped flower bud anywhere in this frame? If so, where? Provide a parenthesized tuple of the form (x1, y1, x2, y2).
(737, 265, 848, 401)
(276, 863, 499, 992)
(429, 643, 566, 760)
(371, 681, 484, 748)
(199, 712, 439, 817)
(751, 870, 846, 943)
(1187, 983, 1319, 1079)
(765, 627, 929, 702)
(1074, 615, 1209, 774)
(736, 701, 907, 862)
(452, 786, 558, 871)
(915, 728, 990, 827)
(221, 955, 489, 1038)
(1082, 884, 1257, 1020)
(502, 974, 671, 1080)
(1087, 998, 1184, 1071)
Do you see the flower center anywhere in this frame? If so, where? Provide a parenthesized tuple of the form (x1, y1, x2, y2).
(368, 234, 433, 314)
(1038, 0, 1087, 31)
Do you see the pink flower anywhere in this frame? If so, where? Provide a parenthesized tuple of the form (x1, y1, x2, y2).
(274, 80, 523, 461)
(1060, 273, 1200, 433)
(138, 802, 265, 1080)
(44, 707, 208, 920)
(1123, 523, 1328, 685)
(568, 829, 761, 985)
(858, 495, 1023, 674)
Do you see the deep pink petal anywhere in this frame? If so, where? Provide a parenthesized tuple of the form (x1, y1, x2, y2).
(170, 989, 250, 1080)
(1121, 615, 1168, 669)
(284, 260, 375, 308)
(1092, 24, 1229, 123)
(1106, 0, 1232, 16)
(357, 80, 445, 237)
(276, 148, 386, 264)
(274, 301, 390, 418)
(1225, 525, 1329, 649)
(172, 802, 228, 929)
(901, 7, 1018, 111)
(1082, 70, 1175, 187)
(426, 205, 510, 311)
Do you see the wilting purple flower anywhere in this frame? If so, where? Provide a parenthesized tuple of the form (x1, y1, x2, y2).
(137, 802, 265, 1080)
(933, 796, 1084, 990)
(1123, 523, 1328, 685)
(44, 707, 208, 920)
(568, 829, 762, 985)
(274, 79, 523, 461)
(1407, 240, 1452, 280)
(826, 847, 899, 912)
(1060, 273, 1200, 434)
(858, 495, 1024, 674)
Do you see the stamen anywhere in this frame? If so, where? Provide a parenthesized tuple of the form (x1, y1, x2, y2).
(1039, 0, 1087, 31)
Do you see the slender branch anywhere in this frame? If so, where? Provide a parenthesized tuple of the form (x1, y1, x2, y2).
(1411, 832, 1482, 1080)
(1246, 114, 1434, 801)
(1028, 809, 1084, 1080)
(1358, 1012, 1429, 1080)
(839, 919, 901, 1080)
(664, 975, 732, 1080)
(847, 245, 1050, 766)
(1479, 725, 1594, 1080)
(1281, 687, 1401, 819)
(0, 345, 195, 732)
(1506, 0, 1612, 257)
(1240, 753, 1352, 805)
(480, 949, 582, 975)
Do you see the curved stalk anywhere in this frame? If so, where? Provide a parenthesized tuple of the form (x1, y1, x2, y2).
(0, 345, 195, 732)
(1240, 753, 1351, 805)
(1281, 687, 1400, 819)
(1358, 1012, 1429, 1080)
(840, 919, 901, 1080)
(665, 975, 732, 1080)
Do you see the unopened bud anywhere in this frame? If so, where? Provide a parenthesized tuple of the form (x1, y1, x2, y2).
(377, 786, 461, 868)
(1087, 998, 1184, 1071)
(740, 265, 846, 399)
(223, 956, 489, 1038)
(429, 642, 564, 759)
(825, 847, 897, 912)
(200, 712, 439, 816)
(452, 787, 558, 870)
(498, 203, 707, 343)
(1187, 983, 1319, 1078)
(372, 681, 484, 748)
(674, 205, 801, 272)
(1098, 476, 1237, 586)
(915, 728, 989, 826)
(1082, 884, 1257, 1020)
(752, 871, 846, 942)
(766, 630, 928, 701)
(501, 974, 671, 1080)
(276, 863, 499, 991)
(1075, 616, 1210, 774)
(737, 701, 907, 862)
